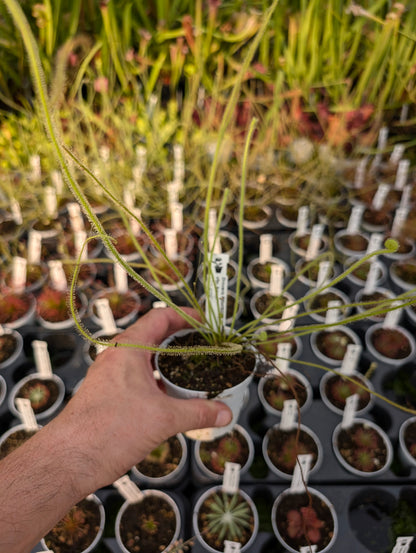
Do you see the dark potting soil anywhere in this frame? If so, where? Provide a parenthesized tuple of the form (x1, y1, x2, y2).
(88, 333, 118, 362)
(294, 234, 324, 252)
(371, 327, 412, 359)
(251, 261, 274, 283)
(157, 333, 256, 397)
(16, 377, 60, 414)
(254, 293, 286, 319)
(199, 428, 250, 474)
(43, 497, 101, 553)
(262, 373, 308, 411)
(119, 495, 177, 553)
(274, 491, 335, 551)
(360, 291, 390, 319)
(339, 233, 368, 251)
(310, 292, 346, 317)
(0, 428, 37, 460)
(0, 333, 18, 363)
(267, 427, 319, 475)
(315, 330, 354, 361)
(135, 435, 183, 478)
(324, 374, 371, 411)
(336, 422, 388, 473)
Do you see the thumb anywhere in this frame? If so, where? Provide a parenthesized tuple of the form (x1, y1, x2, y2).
(168, 397, 232, 435)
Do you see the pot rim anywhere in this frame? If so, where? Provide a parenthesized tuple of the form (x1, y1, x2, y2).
(193, 423, 255, 481)
(398, 415, 416, 468)
(319, 370, 375, 416)
(41, 493, 105, 553)
(271, 486, 338, 553)
(8, 372, 66, 421)
(115, 489, 181, 553)
(0, 327, 24, 369)
(131, 432, 188, 485)
(332, 417, 393, 477)
(257, 367, 313, 417)
(310, 325, 361, 366)
(262, 422, 323, 480)
(192, 484, 259, 553)
(364, 322, 416, 366)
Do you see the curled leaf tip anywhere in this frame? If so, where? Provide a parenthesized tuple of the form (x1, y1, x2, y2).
(384, 238, 399, 253)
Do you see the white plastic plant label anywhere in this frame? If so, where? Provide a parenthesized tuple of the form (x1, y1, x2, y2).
(372, 183, 390, 211)
(394, 159, 410, 190)
(290, 454, 312, 492)
(135, 145, 147, 170)
(153, 301, 167, 309)
(371, 126, 388, 170)
(164, 228, 178, 260)
(224, 541, 241, 553)
(44, 186, 58, 218)
(390, 144, 405, 165)
(316, 260, 331, 288)
(276, 342, 292, 373)
(206, 253, 229, 329)
(391, 536, 414, 553)
(280, 399, 298, 431)
(171, 202, 183, 232)
(130, 207, 142, 235)
(67, 202, 84, 232)
(167, 181, 180, 207)
(123, 187, 134, 210)
(325, 300, 341, 326)
(11, 256, 27, 293)
(113, 475, 143, 504)
(279, 304, 299, 332)
(400, 104, 409, 123)
(208, 208, 217, 235)
(300, 546, 317, 553)
(400, 185, 412, 209)
(10, 199, 22, 225)
(305, 224, 324, 261)
(74, 230, 88, 261)
(341, 393, 359, 429)
(173, 144, 185, 184)
(114, 263, 128, 294)
(366, 233, 384, 255)
(95, 298, 117, 334)
(354, 158, 367, 188)
(222, 462, 240, 494)
(0, 324, 4, 336)
(51, 169, 63, 195)
(383, 301, 403, 329)
(295, 206, 309, 236)
(32, 340, 53, 378)
(208, 231, 222, 254)
(269, 264, 284, 296)
(391, 207, 409, 238)
(259, 234, 273, 263)
(48, 260, 68, 292)
(99, 145, 110, 163)
(27, 230, 42, 265)
(29, 154, 41, 182)
(347, 205, 364, 234)
(341, 344, 362, 376)
(15, 398, 38, 431)
(363, 261, 380, 295)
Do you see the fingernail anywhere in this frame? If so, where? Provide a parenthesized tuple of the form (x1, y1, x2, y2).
(215, 408, 232, 427)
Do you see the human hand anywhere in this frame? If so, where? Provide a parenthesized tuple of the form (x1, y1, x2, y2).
(56, 307, 232, 495)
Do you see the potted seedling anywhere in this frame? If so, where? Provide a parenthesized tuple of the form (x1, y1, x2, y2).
(365, 305, 416, 366)
(333, 205, 370, 261)
(257, 342, 312, 416)
(192, 424, 254, 484)
(114, 476, 182, 553)
(319, 344, 375, 415)
(0, 399, 40, 460)
(0, 287, 36, 329)
(262, 400, 322, 480)
(246, 233, 289, 289)
(42, 494, 105, 553)
(271, 455, 338, 552)
(390, 259, 416, 293)
(9, 340, 65, 421)
(332, 395, 393, 476)
(192, 463, 259, 552)
(131, 433, 188, 488)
